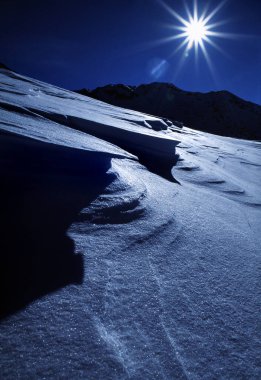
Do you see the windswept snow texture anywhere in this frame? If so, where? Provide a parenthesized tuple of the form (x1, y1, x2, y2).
(0, 69, 261, 379)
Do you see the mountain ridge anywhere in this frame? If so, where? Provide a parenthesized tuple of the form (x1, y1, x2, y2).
(76, 82, 261, 140)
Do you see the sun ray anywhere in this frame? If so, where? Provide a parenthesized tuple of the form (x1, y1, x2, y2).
(169, 37, 191, 58)
(199, 40, 219, 86)
(205, 31, 241, 39)
(132, 32, 189, 52)
(163, 24, 188, 32)
(205, 19, 232, 30)
(199, 3, 210, 22)
(202, 0, 228, 25)
(194, 39, 199, 68)
(157, 0, 190, 26)
(172, 44, 191, 82)
(193, 0, 198, 22)
(155, 33, 189, 43)
(183, 1, 193, 22)
(203, 36, 231, 58)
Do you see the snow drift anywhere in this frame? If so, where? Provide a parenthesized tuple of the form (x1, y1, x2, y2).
(0, 67, 260, 379)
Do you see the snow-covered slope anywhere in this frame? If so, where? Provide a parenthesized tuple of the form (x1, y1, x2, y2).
(0, 68, 260, 379)
(79, 82, 261, 140)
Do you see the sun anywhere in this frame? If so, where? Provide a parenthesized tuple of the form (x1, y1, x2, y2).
(185, 19, 207, 48)
(158, 0, 233, 69)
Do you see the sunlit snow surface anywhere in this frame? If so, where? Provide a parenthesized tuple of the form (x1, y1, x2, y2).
(0, 69, 260, 379)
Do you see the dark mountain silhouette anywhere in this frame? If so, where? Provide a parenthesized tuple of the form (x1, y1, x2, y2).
(0, 63, 11, 70)
(76, 83, 261, 140)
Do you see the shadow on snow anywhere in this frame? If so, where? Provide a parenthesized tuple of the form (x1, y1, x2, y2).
(0, 132, 114, 319)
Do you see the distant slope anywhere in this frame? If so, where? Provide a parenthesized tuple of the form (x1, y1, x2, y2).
(77, 83, 261, 140)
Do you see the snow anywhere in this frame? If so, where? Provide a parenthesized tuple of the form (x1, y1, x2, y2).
(0, 68, 260, 379)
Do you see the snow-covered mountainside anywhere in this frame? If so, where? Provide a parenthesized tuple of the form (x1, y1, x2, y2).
(1, 68, 260, 379)
(78, 83, 261, 140)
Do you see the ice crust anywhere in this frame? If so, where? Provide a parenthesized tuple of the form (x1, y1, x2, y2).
(0, 68, 260, 379)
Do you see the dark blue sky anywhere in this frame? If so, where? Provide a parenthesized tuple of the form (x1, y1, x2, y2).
(1, 0, 260, 104)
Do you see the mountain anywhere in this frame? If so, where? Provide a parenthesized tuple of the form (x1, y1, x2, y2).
(1, 67, 261, 379)
(77, 82, 261, 140)
(0, 62, 11, 70)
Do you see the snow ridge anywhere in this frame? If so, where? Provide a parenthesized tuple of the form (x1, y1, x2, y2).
(0, 69, 180, 179)
(78, 159, 148, 224)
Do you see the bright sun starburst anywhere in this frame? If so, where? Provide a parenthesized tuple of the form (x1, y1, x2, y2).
(185, 19, 207, 47)
(157, 0, 236, 79)
(171, 0, 227, 53)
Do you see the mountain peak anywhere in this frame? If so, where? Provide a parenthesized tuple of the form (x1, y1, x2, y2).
(76, 82, 261, 140)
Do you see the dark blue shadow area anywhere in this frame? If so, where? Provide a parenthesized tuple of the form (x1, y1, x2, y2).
(0, 132, 114, 319)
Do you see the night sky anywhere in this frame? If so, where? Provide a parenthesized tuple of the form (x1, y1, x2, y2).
(1, 0, 261, 104)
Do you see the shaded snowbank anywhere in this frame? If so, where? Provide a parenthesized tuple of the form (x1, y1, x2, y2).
(0, 130, 116, 316)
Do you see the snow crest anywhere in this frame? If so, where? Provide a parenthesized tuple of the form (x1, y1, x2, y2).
(77, 159, 148, 224)
(0, 70, 180, 169)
